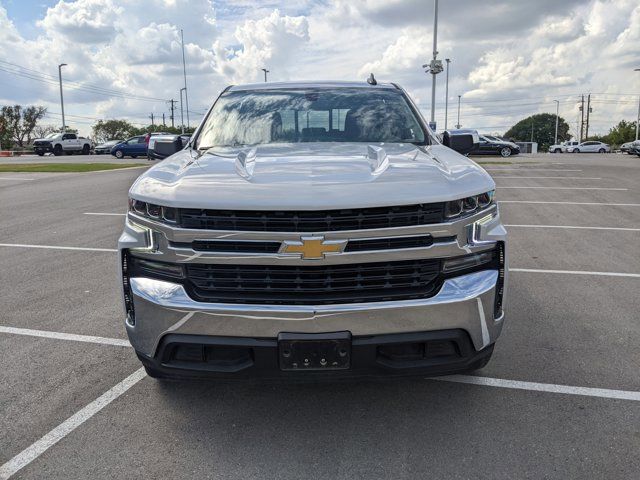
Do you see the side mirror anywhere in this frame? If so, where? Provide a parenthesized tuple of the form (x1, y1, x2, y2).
(148, 135, 183, 160)
(442, 129, 479, 155)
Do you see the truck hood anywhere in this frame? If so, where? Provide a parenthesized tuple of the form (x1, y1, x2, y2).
(129, 142, 495, 210)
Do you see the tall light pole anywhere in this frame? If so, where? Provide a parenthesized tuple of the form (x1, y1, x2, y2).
(553, 100, 559, 145)
(180, 29, 190, 129)
(444, 58, 451, 130)
(429, 0, 441, 127)
(179, 87, 186, 134)
(58, 63, 67, 132)
(456, 95, 461, 129)
(635, 68, 640, 140)
(262, 68, 269, 82)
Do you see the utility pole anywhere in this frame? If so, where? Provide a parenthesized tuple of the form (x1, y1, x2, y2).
(168, 99, 177, 128)
(444, 58, 451, 130)
(58, 63, 67, 132)
(579, 95, 585, 141)
(180, 29, 190, 129)
(180, 87, 186, 134)
(553, 100, 559, 145)
(456, 95, 461, 129)
(634, 69, 640, 140)
(530, 119, 534, 142)
(430, 0, 439, 126)
(586, 95, 593, 138)
(262, 68, 269, 82)
(149, 113, 155, 126)
(162, 113, 166, 126)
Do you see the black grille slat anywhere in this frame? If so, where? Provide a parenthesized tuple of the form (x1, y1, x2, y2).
(184, 260, 441, 305)
(178, 203, 445, 232)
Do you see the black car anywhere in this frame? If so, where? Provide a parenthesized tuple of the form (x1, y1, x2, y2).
(94, 139, 124, 155)
(469, 135, 520, 158)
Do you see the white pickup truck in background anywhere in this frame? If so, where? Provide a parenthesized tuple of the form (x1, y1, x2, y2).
(32, 132, 93, 156)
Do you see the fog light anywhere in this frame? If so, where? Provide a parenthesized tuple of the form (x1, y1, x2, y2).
(443, 251, 495, 273)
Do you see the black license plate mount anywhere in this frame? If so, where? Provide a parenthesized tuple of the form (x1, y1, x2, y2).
(278, 332, 351, 371)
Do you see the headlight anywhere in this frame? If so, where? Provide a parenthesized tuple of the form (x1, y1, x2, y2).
(128, 198, 178, 224)
(444, 190, 494, 219)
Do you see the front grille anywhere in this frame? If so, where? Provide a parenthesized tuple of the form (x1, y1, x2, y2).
(178, 203, 445, 232)
(184, 259, 441, 305)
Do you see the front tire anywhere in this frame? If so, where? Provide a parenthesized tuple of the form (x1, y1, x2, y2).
(500, 147, 512, 158)
(53, 144, 62, 156)
(598, 148, 605, 153)
(114, 150, 124, 159)
(554, 148, 562, 153)
(573, 148, 580, 153)
(37, 152, 44, 157)
(82, 144, 90, 155)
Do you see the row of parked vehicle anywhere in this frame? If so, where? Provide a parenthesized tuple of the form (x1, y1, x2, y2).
(620, 140, 640, 156)
(547, 140, 613, 153)
(32, 131, 191, 160)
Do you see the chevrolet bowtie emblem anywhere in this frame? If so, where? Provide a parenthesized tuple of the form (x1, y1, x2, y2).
(280, 237, 348, 259)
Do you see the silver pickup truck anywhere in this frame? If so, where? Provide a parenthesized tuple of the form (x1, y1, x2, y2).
(119, 80, 507, 380)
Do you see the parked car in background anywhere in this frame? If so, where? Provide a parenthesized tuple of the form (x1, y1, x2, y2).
(628, 140, 640, 156)
(548, 140, 578, 153)
(33, 132, 92, 156)
(620, 141, 635, 154)
(566, 141, 610, 153)
(110, 136, 147, 158)
(94, 139, 124, 155)
(469, 135, 520, 157)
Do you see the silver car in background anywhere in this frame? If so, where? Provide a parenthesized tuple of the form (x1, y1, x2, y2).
(566, 141, 610, 153)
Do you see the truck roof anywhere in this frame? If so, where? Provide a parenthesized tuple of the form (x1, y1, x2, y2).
(227, 80, 400, 92)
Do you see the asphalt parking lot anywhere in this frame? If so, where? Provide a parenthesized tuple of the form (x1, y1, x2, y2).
(1, 152, 639, 479)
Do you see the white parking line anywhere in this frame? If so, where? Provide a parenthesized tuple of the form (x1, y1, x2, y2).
(0, 243, 117, 252)
(498, 187, 627, 191)
(0, 368, 146, 480)
(505, 224, 640, 232)
(500, 200, 640, 206)
(84, 212, 126, 216)
(510, 268, 640, 278)
(492, 176, 601, 180)
(0, 177, 35, 181)
(432, 375, 640, 402)
(0, 326, 131, 347)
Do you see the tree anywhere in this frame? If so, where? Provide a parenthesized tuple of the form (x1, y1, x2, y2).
(129, 124, 196, 136)
(587, 120, 637, 147)
(0, 105, 48, 148)
(92, 119, 137, 143)
(504, 113, 571, 150)
(33, 124, 58, 139)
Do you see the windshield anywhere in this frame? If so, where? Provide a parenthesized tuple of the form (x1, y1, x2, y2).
(196, 88, 427, 148)
(45, 133, 60, 139)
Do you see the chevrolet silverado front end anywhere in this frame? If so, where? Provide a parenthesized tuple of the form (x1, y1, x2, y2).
(119, 81, 507, 380)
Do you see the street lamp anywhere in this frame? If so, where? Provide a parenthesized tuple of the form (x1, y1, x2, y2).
(635, 68, 640, 140)
(553, 100, 560, 145)
(422, 0, 442, 129)
(179, 87, 186, 134)
(58, 63, 67, 132)
(456, 95, 461, 129)
(262, 68, 269, 82)
(444, 58, 451, 130)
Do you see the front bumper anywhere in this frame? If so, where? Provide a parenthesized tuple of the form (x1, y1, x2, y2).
(119, 205, 507, 378)
(33, 144, 53, 153)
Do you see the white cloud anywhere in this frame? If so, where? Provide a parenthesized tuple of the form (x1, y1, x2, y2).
(213, 9, 309, 83)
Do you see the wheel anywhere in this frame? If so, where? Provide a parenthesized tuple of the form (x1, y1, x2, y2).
(573, 148, 580, 153)
(37, 152, 44, 157)
(554, 148, 562, 153)
(53, 144, 63, 156)
(82, 144, 90, 155)
(500, 147, 512, 157)
(598, 148, 605, 153)
(114, 150, 124, 159)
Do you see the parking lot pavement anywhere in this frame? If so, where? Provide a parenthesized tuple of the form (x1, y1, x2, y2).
(1, 153, 639, 479)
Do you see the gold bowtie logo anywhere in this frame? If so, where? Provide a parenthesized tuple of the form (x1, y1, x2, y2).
(281, 237, 347, 259)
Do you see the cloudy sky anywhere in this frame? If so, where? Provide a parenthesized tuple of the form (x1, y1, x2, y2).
(1, 0, 639, 137)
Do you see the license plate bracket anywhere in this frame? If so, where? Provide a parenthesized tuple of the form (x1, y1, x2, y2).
(278, 332, 351, 371)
